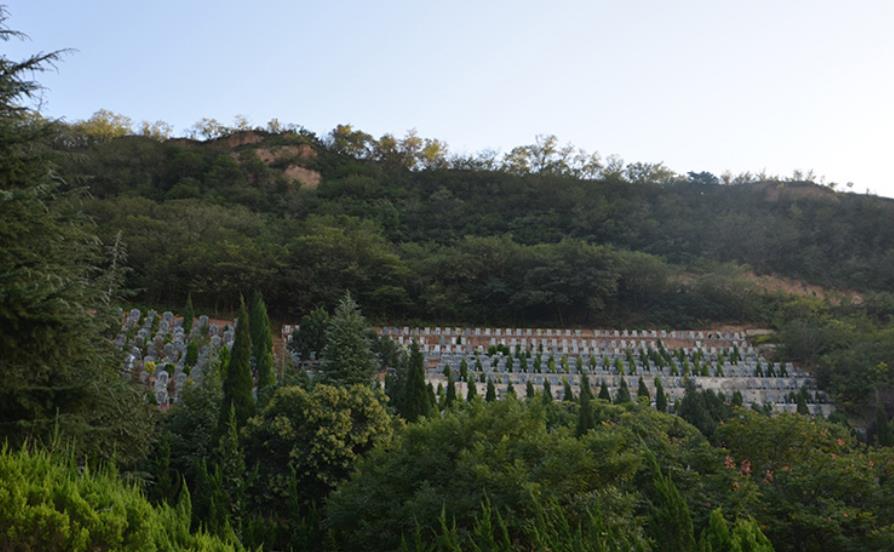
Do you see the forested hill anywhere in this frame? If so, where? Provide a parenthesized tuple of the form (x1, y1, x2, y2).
(50, 123, 894, 324)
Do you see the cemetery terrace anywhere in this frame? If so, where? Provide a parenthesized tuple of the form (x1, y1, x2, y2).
(290, 325, 832, 416)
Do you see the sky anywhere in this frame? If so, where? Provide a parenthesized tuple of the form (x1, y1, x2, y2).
(6, 0, 894, 196)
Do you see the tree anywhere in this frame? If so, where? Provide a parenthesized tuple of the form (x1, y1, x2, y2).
(399, 341, 432, 421)
(526, 380, 535, 400)
(183, 292, 195, 335)
(215, 405, 247, 527)
(250, 291, 276, 390)
(485, 379, 497, 402)
(542, 380, 553, 403)
(637, 376, 650, 402)
(320, 293, 378, 385)
(243, 384, 392, 509)
(467, 380, 479, 402)
(0, 19, 152, 463)
(290, 307, 329, 361)
(598, 381, 612, 402)
(219, 298, 254, 432)
(655, 378, 668, 413)
(576, 374, 594, 436)
(648, 458, 695, 552)
(562, 378, 574, 402)
(445, 371, 457, 408)
(614, 379, 631, 404)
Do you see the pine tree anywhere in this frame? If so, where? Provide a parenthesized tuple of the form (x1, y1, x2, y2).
(542, 379, 553, 403)
(459, 358, 469, 382)
(427, 383, 437, 413)
(732, 390, 743, 407)
(526, 380, 535, 400)
(445, 373, 457, 408)
(401, 341, 432, 421)
(576, 374, 595, 437)
(485, 379, 497, 402)
(562, 378, 574, 401)
(216, 404, 246, 527)
(637, 376, 650, 402)
(505, 382, 516, 398)
(220, 298, 254, 432)
(598, 381, 612, 402)
(466, 380, 479, 402)
(614, 378, 631, 404)
(250, 291, 276, 389)
(183, 292, 195, 335)
(320, 292, 378, 385)
(655, 377, 667, 413)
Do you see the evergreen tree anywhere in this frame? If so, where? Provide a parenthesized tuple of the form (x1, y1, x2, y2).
(290, 306, 329, 361)
(320, 293, 378, 385)
(466, 380, 479, 402)
(215, 404, 246, 527)
(219, 299, 254, 432)
(485, 379, 497, 402)
(526, 380, 535, 400)
(445, 373, 457, 408)
(562, 378, 574, 401)
(598, 381, 612, 402)
(655, 377, 668, 413)
(505, 382, 516, 398)
(648, 457, 695, 552)
(400, 341, 432, 421)
(250, 291, 276, 389)
(427, 383, 437, 413)
(183, 292, 195, 335)
(576, 374, 594, 437)
(459, 358, 469, 382)
(637, 376, 650, 402)
(732, 390, 744, 407)
(615, 378, 632, 404)
(698, 508, 730, 552)
(0, 25, 151, 462)
(797, 393, 810, 415)
(542, 379, 553, 403)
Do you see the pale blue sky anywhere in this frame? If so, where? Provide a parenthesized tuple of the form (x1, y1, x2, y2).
(7, 1, 894, 196)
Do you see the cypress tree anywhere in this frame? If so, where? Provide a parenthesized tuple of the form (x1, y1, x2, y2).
(459, 358, 469, 382)
(655, 377, 668, 413)
(445, 374, 457, 407)
(526, 380, 535, 400)
(576, 374, 595, 437)
(183, 292, 195, 335)
(598, 381, 612, 402)
(427, 383, 437, 413)
(485, 379, 497, 402)
(320, 293, 378, 385)
(250, 291, 276, 389)
(542, 379, 553, 403)
(615, 378, 631, 404)
(466, 380, 479, 401)
(215, 404, 246, 526)
(220, 298, 254, 432)
(401, 341, 432, 421)
(732, 390, 743, 407)
(637, 376, 650, 402)
(562, 378, 574, 402)
(579, 373, 592, 401)
(505, 382, 516, 398)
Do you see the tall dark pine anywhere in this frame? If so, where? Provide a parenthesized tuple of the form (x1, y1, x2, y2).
(466, 380, 479, 402)
(562, 379, 574, 402)
(655, 378, 668, 413)
(542, 379, 553, 403)
(485, 379, 497, 402)
(615, 378, 631, 404)
(250, 291, 275, 389)
(445, 371, 457, 407)
(637, 377, 650, 402)
(220, 299, 254, 432)
(400, 341, 432, 421)
(576, 374, 595, 437)
(526, 380, 536, 400)
(598, 381, 612, 402)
